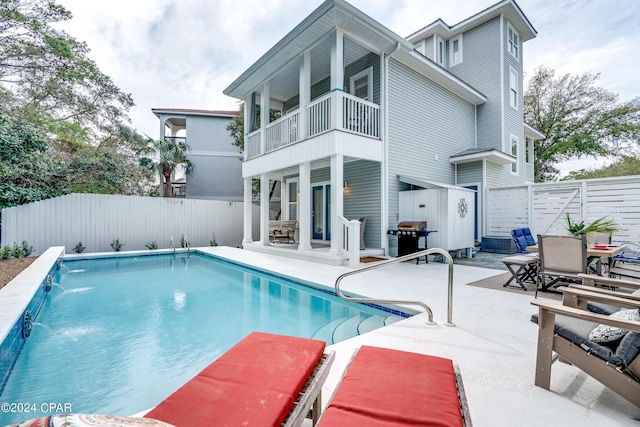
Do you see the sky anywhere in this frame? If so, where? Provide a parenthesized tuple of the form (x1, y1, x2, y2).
(54, 0, 640, 176)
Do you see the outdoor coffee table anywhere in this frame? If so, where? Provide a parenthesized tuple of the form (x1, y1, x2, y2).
(502, 254, 539, 290)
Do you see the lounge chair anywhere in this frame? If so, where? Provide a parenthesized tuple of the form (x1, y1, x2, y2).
(530, 286, 640, 407)
(610, 242, 640, 281)
(317, 346, 472, 426)
(144, 332, 335, 427)
(511, 228, 536, 253)
(536, 234, 587, 296)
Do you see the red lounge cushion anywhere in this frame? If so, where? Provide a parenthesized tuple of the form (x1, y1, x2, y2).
(145, 332, 325, 427)
(319, 346, 463, 427)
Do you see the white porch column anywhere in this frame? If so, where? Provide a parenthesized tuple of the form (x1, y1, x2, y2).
(243, 94, 252, 161)
(299, 52, 311, 140)
(298, 162, 312, 251)
(260, 82, 270, 154)
(242, 178, 253, 244)
(259, 173, 270, 245)
(243, 177, 253, 245)
(159, 118, 167, 197)
(330, 154, 344, 255)
(330, 29, 344, 129)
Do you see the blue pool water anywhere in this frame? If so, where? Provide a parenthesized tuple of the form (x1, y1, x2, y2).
(0, 253, 405, 424)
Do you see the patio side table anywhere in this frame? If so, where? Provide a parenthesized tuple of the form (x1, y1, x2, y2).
(502, 254, 539, 291)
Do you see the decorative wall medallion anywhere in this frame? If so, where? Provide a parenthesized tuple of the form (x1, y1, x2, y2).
(458, 198, 468, 218)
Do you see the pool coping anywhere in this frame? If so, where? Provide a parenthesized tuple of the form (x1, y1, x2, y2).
(0, 246, 65, 393)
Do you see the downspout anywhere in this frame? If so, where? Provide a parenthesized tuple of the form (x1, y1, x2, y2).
(381, 42, 402, 255)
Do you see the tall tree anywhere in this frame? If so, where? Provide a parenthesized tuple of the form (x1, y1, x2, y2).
(524, 66, 640, 181)
(0, 0, 154, 203)
(140, 138, 194, 198)
(0, 110, 67, 208)
(562, 156, 640, 181)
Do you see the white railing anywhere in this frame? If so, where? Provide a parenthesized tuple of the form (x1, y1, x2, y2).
(265, 110, 299, 152)
(342, 92, 380, 138)
(244, 92, 380, 159)
(246, 130, 261, 159)
(338, 215, 360, 268)
(307, 93, 332, 137)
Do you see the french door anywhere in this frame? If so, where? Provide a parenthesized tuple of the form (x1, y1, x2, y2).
(312, 184, 331, 240)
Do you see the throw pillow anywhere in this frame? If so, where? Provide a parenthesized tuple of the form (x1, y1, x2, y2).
(588, 308, 640, 343)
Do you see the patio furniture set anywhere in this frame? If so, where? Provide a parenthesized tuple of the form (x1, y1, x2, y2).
(500, 228, 640, 408)
(501, 228, 637, 294)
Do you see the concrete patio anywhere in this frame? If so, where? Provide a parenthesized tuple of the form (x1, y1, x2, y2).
(202, 246, 640, 426)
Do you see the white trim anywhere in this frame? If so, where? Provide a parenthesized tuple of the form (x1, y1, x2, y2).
(500, 15, 505, 152)
(349, 66, 374, 101)
(509, 66, 518, 110)
(525, 136, 534, 166)
(434, 35, 445, 67)
(510, 134, 519, 175)
(286, 178, 299, 221)
(449, 34, 463, 66)
(507, 21, 520, 60)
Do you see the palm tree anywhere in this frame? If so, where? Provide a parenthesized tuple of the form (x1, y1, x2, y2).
(140, 138, 194, 197)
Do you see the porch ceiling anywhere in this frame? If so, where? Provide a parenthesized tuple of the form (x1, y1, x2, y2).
(224, 0, 409, 101)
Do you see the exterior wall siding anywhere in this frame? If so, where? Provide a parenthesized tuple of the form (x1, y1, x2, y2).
(456, 163, 482, 184)
(447, 18, 502, 151)
(343, 160, 381, 249)
(283, 51, 380, 111)
(177, 115, 243, 201)
(386, 59, 476, 227)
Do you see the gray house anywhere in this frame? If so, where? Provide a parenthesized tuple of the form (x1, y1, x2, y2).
(152, 108, 243, 201)
(223, 0, 544, 266)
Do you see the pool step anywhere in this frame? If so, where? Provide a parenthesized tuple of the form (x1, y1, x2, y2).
(312, 314, 405, 344)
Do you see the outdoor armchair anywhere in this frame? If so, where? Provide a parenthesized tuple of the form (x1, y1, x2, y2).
(536, 234, 587, 297)
(531, 286, 640, 407)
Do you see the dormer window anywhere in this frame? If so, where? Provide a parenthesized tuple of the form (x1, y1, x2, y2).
(508, 23, 519, 60)
(449, 35, 463, 66)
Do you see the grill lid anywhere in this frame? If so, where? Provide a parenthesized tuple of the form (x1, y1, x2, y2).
(397, 221, 426, 231)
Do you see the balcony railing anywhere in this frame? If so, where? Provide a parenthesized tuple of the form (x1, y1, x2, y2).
(245, 92, 380, 159)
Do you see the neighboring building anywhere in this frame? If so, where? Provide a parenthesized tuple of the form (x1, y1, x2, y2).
(223, 0, 544, 265)
(152, 108, 242, 201)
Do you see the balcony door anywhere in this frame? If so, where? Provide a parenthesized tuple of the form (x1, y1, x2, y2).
(312, 184, 331, 240)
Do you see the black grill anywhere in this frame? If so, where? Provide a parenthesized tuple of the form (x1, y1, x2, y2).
(387, 221, 432, 262)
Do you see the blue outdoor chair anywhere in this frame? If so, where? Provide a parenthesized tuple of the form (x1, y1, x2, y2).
(511, 228, 536, 253)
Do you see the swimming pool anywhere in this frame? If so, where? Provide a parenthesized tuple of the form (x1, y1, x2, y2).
(0, 252, 406, 424)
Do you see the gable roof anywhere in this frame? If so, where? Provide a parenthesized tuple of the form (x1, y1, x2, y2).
(406, 0, 537, 44)
(223, 0, 486, 105)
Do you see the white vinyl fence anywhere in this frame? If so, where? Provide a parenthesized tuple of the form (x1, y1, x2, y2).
(1, 194, 260, 256)
(486, 175, 640, 244)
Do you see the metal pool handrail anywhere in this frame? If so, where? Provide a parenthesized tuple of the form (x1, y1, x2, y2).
(334, 248, 456, 326)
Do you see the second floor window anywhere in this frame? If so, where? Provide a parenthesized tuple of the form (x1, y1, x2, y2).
(508, 23, 519, 60)
(509, 67, 518, 109)
(449, 35, 463, 66)
(350, 67, 373, 101)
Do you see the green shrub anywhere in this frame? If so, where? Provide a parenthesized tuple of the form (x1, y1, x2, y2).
(1, 245, 12, 259)
(145, 241, 158, 250)
(73, 242, 86, 253)
(12, 242, 25, 258)
(110, 238, 124, 251)
(20, 241, 34, 257)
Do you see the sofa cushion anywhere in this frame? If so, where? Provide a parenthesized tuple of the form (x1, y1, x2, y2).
(588, 309, 640, 343)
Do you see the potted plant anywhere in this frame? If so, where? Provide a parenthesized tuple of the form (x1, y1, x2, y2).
(565, 213, 619, 243)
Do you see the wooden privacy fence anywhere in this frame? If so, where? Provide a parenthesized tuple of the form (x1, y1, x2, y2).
(1, 194, 259, 256)
(486, 175, 640, 244)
